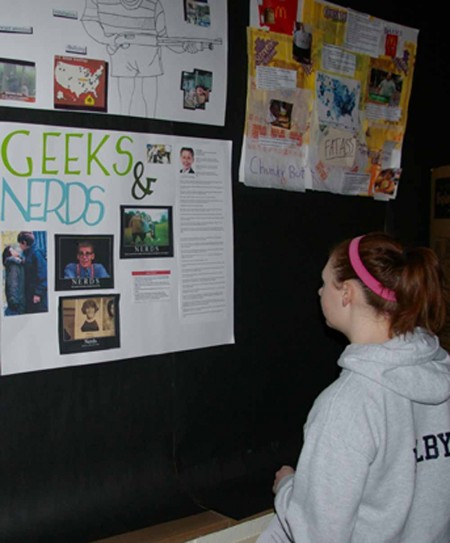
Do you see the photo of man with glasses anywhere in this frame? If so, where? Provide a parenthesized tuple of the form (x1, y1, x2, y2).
(63, 240, 110, 279)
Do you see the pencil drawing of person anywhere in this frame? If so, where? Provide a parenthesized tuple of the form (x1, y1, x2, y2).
(81, 0, 201, 117)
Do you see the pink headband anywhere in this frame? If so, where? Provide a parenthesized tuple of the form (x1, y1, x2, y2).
(348, 236, 397, 302)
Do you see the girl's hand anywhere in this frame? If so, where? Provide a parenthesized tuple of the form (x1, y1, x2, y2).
(273, 465, 295, 493)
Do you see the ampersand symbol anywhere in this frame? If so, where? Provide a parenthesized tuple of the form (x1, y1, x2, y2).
(131, 161, 157, 200)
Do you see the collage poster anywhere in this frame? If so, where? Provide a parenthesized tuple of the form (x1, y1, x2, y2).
(0, 122, 234, 375)
(0, 0, 227, 125)
(241, 0, 418, 199)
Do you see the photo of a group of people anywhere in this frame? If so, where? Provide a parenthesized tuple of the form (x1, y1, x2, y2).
(0, 58, 36, 103)
(147, 143, 172, 164)
(120, 205, 174, 258)
(184, 0, 210, 27)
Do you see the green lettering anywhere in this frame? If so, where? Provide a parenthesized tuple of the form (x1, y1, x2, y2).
(87, 133, 110, 176)
(64, 133, 83, 175)
(42, 132, 61, 175)
(113, 136, 134, 175)
(1, 130, 32, 177)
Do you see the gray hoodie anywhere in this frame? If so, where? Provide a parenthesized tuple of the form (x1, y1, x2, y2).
(274, 328, 450, 543)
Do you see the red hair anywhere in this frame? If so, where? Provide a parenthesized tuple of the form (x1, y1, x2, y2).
(330, 232, 447, 336)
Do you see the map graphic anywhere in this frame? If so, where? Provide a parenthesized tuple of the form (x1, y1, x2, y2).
(316, 72, 360, 131)
(54, 55, 108, 111)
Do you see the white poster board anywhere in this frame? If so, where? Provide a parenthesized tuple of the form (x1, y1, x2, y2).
(0, 0, 227, 125)
(0, 122, 234, 375)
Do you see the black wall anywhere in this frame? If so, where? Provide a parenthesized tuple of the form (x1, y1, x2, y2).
(0, 1, 443, 541)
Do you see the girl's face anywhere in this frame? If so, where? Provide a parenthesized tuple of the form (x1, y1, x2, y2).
(318, 258, 346, 333)
(86, 306, 97, 319)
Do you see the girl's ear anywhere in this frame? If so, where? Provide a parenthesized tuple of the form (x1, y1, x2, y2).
(341, 280, 353, 307)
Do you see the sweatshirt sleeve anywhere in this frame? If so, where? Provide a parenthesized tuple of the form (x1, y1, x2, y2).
(273, 376, 373, 542)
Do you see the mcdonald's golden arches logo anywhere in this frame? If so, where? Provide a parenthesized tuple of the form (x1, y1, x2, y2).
(275, 5, 287, 19)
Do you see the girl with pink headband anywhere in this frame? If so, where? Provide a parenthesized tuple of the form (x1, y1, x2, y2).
(258, 232, 450, 543)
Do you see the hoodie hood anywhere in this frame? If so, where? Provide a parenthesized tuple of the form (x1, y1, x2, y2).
(338, 328, 450, 404)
